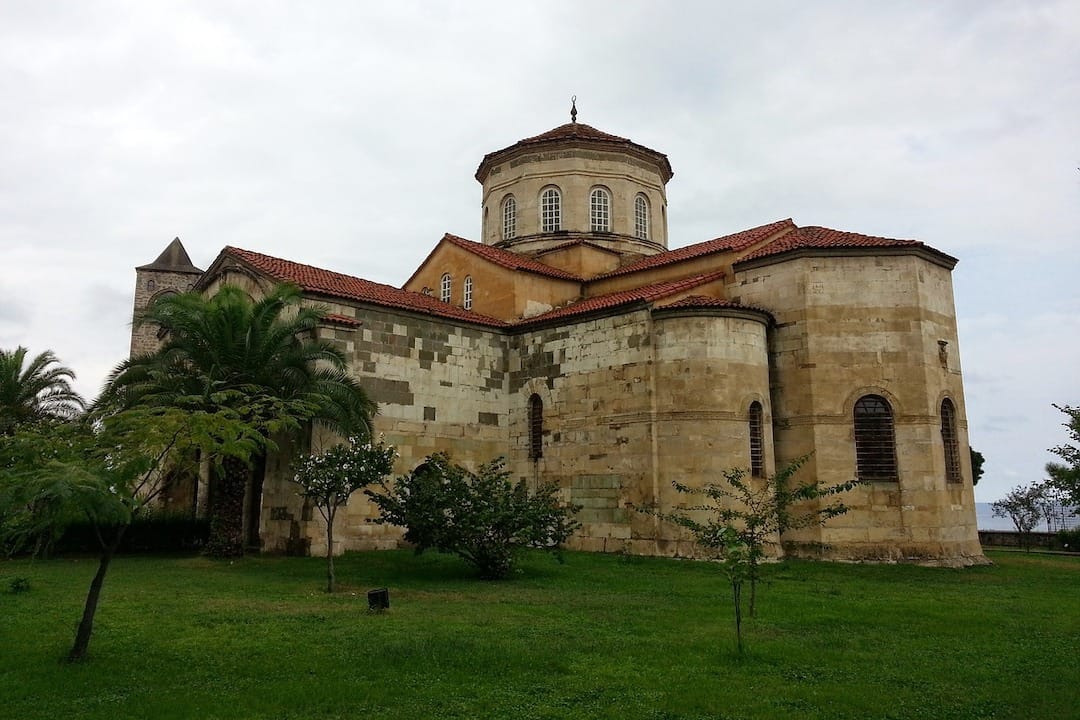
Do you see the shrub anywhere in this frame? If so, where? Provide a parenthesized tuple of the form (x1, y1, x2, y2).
(8, 576, 30, 593)
(368, 453, 580, 579)
(1057, 528, 1080, 552)
(53, 511, 209, 555)
(292, 437, 396, 592)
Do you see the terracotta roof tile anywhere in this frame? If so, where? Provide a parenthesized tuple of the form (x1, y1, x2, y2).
(222, 247, 509, 328)
(517, 122, 634, 145)
(476, 122, 672, 182)
(535, 239, 623, 256)
(595, 219, 796, 279)
(517, 270, 726, 326)
(322, 313, 361, 327)
(657, 294, 774, 321)
(442, 234, 583, 281)
(736, 225, 946, 263)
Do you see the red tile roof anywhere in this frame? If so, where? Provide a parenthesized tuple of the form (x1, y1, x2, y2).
(322, 313, 361, 327)
(535, 239, 623, 256)
(661, 295, 744, 309)
(476, 122, 672, 182)
(595, 219, 796, 279)
(518, 122, 635, 145)
(441, 234, 583, 281)
(656, 294, 775, 320)
(736, 225, 955, 264)
(517, 270, 727, 326)
(222, 247, 509, 328)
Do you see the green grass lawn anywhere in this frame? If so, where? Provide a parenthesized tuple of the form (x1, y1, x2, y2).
(2, 549, 1078, 720)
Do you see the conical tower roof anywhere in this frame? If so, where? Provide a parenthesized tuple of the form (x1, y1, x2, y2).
(136, 237, 203, 274)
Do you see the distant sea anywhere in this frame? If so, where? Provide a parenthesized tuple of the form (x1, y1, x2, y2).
(975, 502, 1079, 532)
(975, 502, 1017, 531)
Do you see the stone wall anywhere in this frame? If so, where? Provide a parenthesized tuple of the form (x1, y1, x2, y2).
(646, 309, 774, 557)
(129, 268, 202, 356)
(507, 310, 654, 554)
(731, 253, 984, 565)
(268, 301, 512, 557)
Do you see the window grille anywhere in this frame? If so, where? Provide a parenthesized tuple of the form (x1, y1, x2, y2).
(635, 194, 649, 240)
(854, 395, 898, 481)
(528, 394, 543, 460)
(502, 196, 516, 240)
(540, 188, 561, 232)
(749, 401, 764, 477)
(590, 187, 610, 232)
(440, 273, 451, 303)
(941, 398, 962, 483)
(463, 276, 473, 310)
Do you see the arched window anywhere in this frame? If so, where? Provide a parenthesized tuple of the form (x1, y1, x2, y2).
(941, 398, 962, 484)
(590, 187, 611, 232)
(440, 273, 451, 303)
(748, 401, 764, 477)
(854, 395, 898, 481)
(634, 194, 650, 240)
(540, 187, 561, 232)
(502, 196, 516, 240)
(146, 279, 156, 292)
(528, 394, 543, 460)
(463, 275, 473, 310)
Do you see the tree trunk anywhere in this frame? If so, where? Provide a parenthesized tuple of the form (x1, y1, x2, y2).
(206, 456, 248, 558)
(68, 525, 126, 662)
(749, 564, 758, 617)
(326, 507, 336, 593)
(732, 580, 744, 655)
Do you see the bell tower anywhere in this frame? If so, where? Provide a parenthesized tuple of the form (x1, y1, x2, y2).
(129, 237, 203, 357)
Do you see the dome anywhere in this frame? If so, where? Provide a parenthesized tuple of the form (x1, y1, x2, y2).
(476, 119, 673, 255)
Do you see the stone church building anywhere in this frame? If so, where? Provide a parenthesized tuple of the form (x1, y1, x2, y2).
(130, 115, 985, 566)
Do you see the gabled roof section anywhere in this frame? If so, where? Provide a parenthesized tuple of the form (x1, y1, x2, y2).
(408, 234, 583, 283)
(534, 238, 624, 258)
(476, 122, 673, 182)
(735, 225, 958, 267)
(219, 247, 508, 328)
(595, 219, 796, 279)
(137, 237, 203, 274)
(517, 270, 726, 326)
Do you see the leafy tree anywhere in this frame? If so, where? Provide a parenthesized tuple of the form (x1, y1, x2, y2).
(98, 284, 377, 557)
(292, 437, 396, 592)
(0, 346, 85, 435)
(648, 454, 857, 617)
(969, 447, 985, 486)
(0, 403, 270, 661)
(637, 455, 858, 652)
(991, 484, 1044, 549)
(368, 453, 580, 579)
(1045, 404, 1080, 510)
(1034, 483, 1073, 532)
(715, 526, 752, 654)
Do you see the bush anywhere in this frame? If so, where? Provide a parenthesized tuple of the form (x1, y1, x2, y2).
(368, 453, 580, 579)
(53, 511, 209, 555)
(8, 576, 30, 593)
(1056, 528, 1080, 552)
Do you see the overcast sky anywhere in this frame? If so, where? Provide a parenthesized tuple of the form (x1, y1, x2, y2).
(1, 1, 1077, 503)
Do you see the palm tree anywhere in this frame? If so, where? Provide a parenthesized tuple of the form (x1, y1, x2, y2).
(0, 347, 86, 435)
(99, 283, 377, 557)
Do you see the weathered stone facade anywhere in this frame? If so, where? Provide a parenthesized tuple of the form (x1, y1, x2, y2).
(131, 117, 985, 566)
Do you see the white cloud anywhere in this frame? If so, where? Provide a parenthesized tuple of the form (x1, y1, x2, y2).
(2, 0, 1078, 499)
